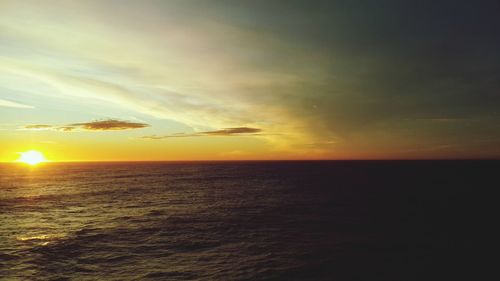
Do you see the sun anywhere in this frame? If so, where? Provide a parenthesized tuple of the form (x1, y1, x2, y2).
(17, 150, 46, 165)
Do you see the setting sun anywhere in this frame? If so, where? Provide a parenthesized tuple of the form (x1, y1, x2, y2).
(17, 150, 46, 165)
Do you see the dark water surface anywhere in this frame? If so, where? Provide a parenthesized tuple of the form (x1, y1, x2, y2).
(0, 161, 496, 280)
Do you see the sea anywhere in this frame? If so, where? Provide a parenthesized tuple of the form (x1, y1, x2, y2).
(0, 160, 496, 280)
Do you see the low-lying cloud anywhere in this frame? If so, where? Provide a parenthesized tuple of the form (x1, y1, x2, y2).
(24, 119, 150, 131)
(142, 127, 262, 139)
(70, 120, 150, 130)
(24, 124, 53, 130)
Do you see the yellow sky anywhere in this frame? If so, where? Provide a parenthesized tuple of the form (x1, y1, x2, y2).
(1, 1, 499, 161)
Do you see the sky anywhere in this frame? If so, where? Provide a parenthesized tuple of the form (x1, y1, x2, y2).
(1, 0, 499, 161)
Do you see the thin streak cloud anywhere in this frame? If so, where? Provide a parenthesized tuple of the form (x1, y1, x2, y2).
(0, 98, 33, 109)
(142, 127, 262, 139)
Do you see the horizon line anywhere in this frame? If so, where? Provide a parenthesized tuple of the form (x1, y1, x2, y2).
(2, 158, 499, 164)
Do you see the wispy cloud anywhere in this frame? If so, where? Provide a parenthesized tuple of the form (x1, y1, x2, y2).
(0, 98, 33, 109)
(142, 127, 262, 139)
(24, 124, 52, 130)
(24, 119, 150, 132)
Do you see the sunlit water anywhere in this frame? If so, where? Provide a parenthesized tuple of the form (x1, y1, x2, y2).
(0, 161, 495, 280)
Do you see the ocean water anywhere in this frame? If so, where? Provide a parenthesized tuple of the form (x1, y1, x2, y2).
(0, 161, 495, 280)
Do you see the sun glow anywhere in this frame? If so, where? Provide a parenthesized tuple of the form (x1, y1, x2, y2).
(17, 150, 46, 165)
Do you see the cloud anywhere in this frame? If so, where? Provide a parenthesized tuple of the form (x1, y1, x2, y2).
(70, 119, 150, 130)
(142, 127, 262, 139)
(58, 126, 76, 132)
(24, 119, 150, 131)
(0, 98, 33, 109)
(203, 127, 261, 135)
(24, 124, 52, 130)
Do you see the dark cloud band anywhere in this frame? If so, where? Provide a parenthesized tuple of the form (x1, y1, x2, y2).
(70, 120, 149, 130)
(24, 119, 150, 131)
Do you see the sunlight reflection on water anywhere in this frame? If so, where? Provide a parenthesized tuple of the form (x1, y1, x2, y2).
(16, 233, 68, 246)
